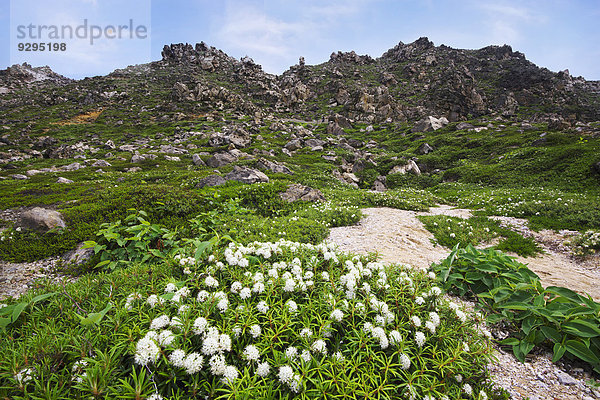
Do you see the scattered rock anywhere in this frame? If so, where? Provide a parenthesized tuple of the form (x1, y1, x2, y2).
(280, 184, 325, 202)
(19, 207, 66, 232)
(327, 121, 346, 135)
(389, 160, 421, 175)
(192, 153, 206, 167)
(92, 160, 111, 167)
(56, 177, 73, 184)
(256, 158, 293, 174)
(411, 116, 449, 132)
(225, 166, 269, 184)
(284, 139, 303, 151)
(206, 152, 236, 168)
(10, 174, 28, 180)
(195, 174, 227, 188)
(418, 142, 434, 154)
(63, 242, 94, 266)
(556, 371, 578, 386)
(456, 122, 475, 130)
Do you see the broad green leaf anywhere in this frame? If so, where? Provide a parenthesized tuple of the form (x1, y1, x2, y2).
(540, 326, 561, 343)
(500, 337, 519, 346)
(522, 316, 537, 335)
(565, 340, 600, 365)
(562, 320, 600, 338)
(79, 304, 113, 326)
(11, 302, 28, 323)
(552, 343, 566, 362)
(496, 302, 529, 311)
(30, 292, 56, 304)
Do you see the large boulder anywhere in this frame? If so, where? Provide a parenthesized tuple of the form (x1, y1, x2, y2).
(206, 152, 237, 168)
(284, 139, 303, 151)
(195, 174, 227, 188)
(280, 184, 326, 202)
(411, 116, 449, 132)
(389, 160, 421, 175)
(63, 242, 94, 266)
(256, 158, 293, 175)
(192, 153, 206, 167)
(225, 166, 269, 184)
(20, 207, 66, 232)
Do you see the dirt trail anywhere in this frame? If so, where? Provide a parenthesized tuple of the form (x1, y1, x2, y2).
(328, 205, 600, 301)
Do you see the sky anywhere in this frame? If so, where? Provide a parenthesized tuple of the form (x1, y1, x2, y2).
(1, 0, 599, 80)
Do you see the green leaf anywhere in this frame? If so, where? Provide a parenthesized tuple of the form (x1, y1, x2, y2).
(500, 337, 520, 346)
(30, 292, 56, 305)
(522, 316, 537, 335)
(496, 302, 530, 311)
(11, 302, 28, 323)
(79, 304, 113, 327)
(540, 326, 561, 343)
(0, 317, 12, 328)
(562, 320, 600, 338)
(565, 340, 600, 365)
(552, 343, 566, 363)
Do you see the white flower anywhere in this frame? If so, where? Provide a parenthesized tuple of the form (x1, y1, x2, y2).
(244, 345, 260, 362)
(209, 354, 226, 375)
(170, 317, 183, 330)
(300, 328, 313, 338)
(425, 321, 436, 334)
(202, 336, 220, 356)
(147, 393, 163, 400)
(415, 331, 426, 347)
(332, 351, 345, 361)
(455, 374, 463, 383)
(257, 301, 269, 313)
(285, 346, 298, 360)
(197, 290, 209, 302)
(462, 383, 472, 396)
(165, 283, 177, 293)
(250, 324, 262, 338)
(252, 282, 265, 293)
(389, 330, 402, 345)
(256, 361, 270, 377)
(150, 315, 170, 330)
(217, 298, 229, 312)
(15, 368, 34, 384)
(230, 281, 242, 293)
(428, 312, 440, 327)
(286, 300, 298, 313)
(193, 317, 208, 335)
(428, 271, 436, 279)
(480, 390, 488, 400)
(330, 309, 344, 322)
(400, 353, 411, 370)
(284, 278, 296, 292)
(219, 334, 232, 352)
(411, 315, 422, 327)
(178, 305, 189, 315)
(300, 349, 311, 362)
(239, 287, 251, 299)
(311, 339, 327, 354)
(321, 271, 330, 280)
(204, 276, 219, 288)
(146, 295, 165, 308)
(184, 352, 204, 374)
(415, 296, 425, 305)
(455, 310, 467, 323)
(429, 286, 442, 296)
(135, 335, 160, 365)
(169, 349, 186, 368)
(222, 365, 238, 385)
(158, 330, 175, 347)
(278, 365, 295, 385)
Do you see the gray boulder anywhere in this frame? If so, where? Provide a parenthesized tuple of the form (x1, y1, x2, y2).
(206, 152, 236, 168)
(305, 138, 326, 148)
(327, 121, 345, 135)
(280, 184, 325, 202)
(411, 116, 449, 132)
(63, 242, 94, 266)
(11, 174, 28, 180)
(284, 139, 303, 151)
(456, 122, 475, 130)
(20, 207, 66, 232)
(256, 158, 293, 175)
(225, 166, 269, 184)
(57, 177, 73, 184)
(192, 153, 206, 167)
(196, 174, 227, 188)
(92, 160, 111, 167)
(389, 160, 421, 175)
(418, 143, 434, 154)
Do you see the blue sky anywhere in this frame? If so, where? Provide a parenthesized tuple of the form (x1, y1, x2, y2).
(1, 0, 599, 80)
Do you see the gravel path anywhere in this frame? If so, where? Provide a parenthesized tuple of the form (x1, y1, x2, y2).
(327, 206, 600, 400)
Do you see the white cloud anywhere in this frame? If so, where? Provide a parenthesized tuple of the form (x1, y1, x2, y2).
(475, 1, 546, 45)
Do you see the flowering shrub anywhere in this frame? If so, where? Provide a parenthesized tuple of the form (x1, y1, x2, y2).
(571, 230, 600, 256)
(123, 240, 497, 399)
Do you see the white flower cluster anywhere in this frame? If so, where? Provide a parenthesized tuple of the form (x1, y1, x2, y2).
(278, 365, 301, 393)
(15, 367, 34, 385)
(448, 301, 467, 323)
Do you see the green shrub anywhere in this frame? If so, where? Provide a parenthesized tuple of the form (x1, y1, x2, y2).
(432, 245, 600, 372)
